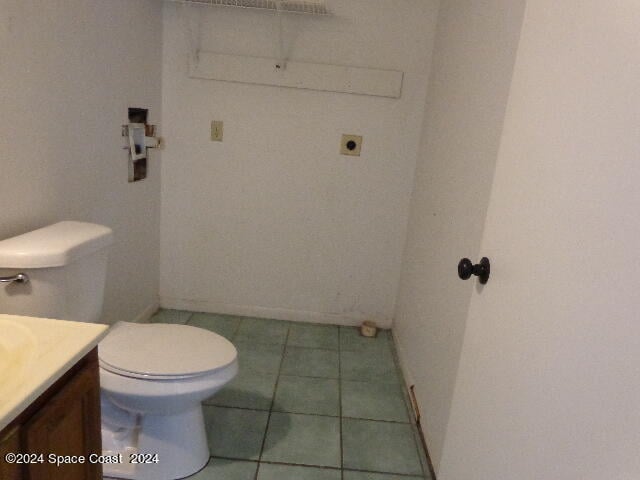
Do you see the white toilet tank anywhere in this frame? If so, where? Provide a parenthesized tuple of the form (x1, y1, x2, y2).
(0, 221, 113, 323)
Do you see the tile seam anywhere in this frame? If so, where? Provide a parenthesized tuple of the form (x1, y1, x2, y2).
(256, 323, 291, 478)
(338, 325, 344, 480)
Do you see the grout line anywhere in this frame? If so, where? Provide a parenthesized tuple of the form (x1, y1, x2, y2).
(210, 455, 423, 478)
(338, 325, 344, 480)
(255, 323, 291, 478)
(274, 372, 340, 381)
(278, 372, 339, 381)
(208, 404, 411, 424)
(196, 317, 419, 479)
(210, 456, 259, 463)
(342, 415, 410, 425)
(221, 369, 400, 386)
(203, 404, 268, 414)
(280, 373, 397, 386)
(258, 459, 342, 471)
(283, 344, 340, 352)
(342, 467, 426, 478)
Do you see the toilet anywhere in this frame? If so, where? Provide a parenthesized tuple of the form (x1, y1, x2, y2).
(0, 221, 238, 480)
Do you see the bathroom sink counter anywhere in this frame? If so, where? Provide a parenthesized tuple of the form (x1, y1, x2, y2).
(0, 314, 108, 431)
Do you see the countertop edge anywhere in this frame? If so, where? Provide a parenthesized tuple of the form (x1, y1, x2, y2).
(0, 321, 109, 432)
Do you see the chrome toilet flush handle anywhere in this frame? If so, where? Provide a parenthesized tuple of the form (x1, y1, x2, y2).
(0, 273, 30, 284)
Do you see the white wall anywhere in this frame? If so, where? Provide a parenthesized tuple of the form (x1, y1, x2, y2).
(439, 1, 640, 478)
(0, 0, 163, 325)
(393, 0, 526, 470)
(159, 1, 439, 327)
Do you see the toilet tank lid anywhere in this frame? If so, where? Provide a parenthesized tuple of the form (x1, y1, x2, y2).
(0, 221, 113, 268)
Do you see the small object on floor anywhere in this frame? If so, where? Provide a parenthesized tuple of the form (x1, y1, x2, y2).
(360, 321, 378, 338)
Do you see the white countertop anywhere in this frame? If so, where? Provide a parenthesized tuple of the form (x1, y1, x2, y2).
(0, 314, 108, 431)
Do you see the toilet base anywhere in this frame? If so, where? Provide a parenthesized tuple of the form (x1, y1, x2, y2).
(103, 405, 210, 480)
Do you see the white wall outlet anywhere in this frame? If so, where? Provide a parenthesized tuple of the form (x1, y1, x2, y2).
(211, 121, 224, 142)
(341, 134, 362, 156)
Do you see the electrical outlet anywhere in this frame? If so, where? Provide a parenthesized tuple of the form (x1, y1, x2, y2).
(211, 121, 224, 142)
(340, 134, 362, 156)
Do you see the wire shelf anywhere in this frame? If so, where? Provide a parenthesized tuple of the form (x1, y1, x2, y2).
(170, 0, 330, 15)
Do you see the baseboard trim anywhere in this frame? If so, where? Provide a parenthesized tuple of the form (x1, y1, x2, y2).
(391, 331, 438, 479)
(159, 297, 390, 327)
(131, 301, 160, 324)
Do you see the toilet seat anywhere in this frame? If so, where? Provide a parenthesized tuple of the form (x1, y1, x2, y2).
(99, 322, 237, 380)
(99, 322, 239, 480)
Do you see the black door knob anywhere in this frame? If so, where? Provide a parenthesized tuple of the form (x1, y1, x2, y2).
(458, 257, 490, 284)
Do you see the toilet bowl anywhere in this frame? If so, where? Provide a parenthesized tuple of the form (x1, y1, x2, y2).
(0, 222, 238, 480)
(99, 322, 238, 480)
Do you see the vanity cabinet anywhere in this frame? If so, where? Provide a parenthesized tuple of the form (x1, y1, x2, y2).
(0, 349, 102, 480)
(0, 426, 21, 480)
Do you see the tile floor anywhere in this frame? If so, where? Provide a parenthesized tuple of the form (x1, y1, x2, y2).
(110, 309, 431, 480)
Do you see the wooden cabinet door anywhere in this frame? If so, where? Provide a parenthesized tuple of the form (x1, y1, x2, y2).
(0, 426, 23, 480)
(22, 359, 102, 480)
